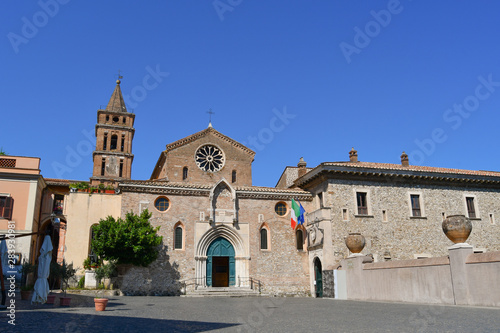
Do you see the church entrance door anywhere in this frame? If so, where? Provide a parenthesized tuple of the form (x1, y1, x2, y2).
(206, 237, 235, 287)
(212, 257, 229, 287)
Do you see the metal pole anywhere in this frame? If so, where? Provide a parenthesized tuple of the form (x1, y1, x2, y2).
(0, 258, 5, 306)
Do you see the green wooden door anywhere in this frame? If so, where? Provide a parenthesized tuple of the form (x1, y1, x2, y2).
(206, 237, 235, 287)
(314, 258, 323, 298)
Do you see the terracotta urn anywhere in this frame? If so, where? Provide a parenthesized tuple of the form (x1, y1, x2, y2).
(345, 233, 366, 254)
(442, 215, 472, 244)
(94, 298, 108, 311)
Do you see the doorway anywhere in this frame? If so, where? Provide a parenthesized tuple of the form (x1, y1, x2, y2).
(206, 237, 235, 287)
(212, 257, 229, 287)
(314, 258, 323, 298)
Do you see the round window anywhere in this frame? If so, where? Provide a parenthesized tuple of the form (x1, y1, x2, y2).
(195, 145, 225, 172)
(154, 197, 170, 212)
(113, 116, 119, 123)
(275, 202, 287, 216)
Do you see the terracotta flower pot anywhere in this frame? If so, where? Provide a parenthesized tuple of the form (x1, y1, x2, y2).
(442, 215, 472, 244)
(46, 294, 56, 304)
(20, 290, 31, 300)
(345, 233, 366, 254)
(94, 298, 108, 311)
(59, 297, 72, 306)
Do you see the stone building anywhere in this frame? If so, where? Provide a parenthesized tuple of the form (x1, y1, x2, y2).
(55, 80, 500, 297)
(290, 149, 500, 297)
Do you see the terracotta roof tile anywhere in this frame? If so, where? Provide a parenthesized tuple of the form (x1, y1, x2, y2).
(323, 162, 500, 177)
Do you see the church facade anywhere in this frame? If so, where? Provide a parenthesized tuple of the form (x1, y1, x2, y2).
(56, 80, 500, 297)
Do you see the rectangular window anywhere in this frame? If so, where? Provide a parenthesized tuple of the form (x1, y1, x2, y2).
(101, 158, 106, 176)
(103, 134, 108, 150)
(119, 160, 124, 177)
(121, 135, 125, 152)
(0, 196, 13, 219)
(382, 210, 388, 222)
(489, 213, 495, 225)
(410, 194, 421, 217)
(342, 208, 348, 221)
(356, 192, 368, 215)
(466, 197, 476, 218)
(318, 192, 324, 208)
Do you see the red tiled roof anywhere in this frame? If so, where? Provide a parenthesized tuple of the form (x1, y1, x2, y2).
(323, 162, 500, 177)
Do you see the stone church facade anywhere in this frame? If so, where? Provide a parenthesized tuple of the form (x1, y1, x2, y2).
(58, 80, 500, 297)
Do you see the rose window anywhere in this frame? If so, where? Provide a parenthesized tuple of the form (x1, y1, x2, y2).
(195, 145, 225, 172)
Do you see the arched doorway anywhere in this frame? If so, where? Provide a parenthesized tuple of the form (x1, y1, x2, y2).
(206, 237, 235, 287)
(314, 257, 323, 298)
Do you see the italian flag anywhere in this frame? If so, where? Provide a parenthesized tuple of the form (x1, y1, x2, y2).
(291, 199, 301, 229)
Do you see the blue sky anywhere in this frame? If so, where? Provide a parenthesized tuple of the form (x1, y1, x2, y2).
(2, 1, 500, 187)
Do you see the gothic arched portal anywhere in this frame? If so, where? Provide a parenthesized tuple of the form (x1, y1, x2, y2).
(206, 237, 235, 287)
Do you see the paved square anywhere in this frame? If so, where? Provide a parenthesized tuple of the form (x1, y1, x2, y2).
(1, 294, 499, 332)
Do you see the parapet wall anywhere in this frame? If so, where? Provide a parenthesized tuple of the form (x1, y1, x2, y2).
(339, 246, 500, 307)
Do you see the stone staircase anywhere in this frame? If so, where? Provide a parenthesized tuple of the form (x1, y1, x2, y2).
(183, 286, 262, 297)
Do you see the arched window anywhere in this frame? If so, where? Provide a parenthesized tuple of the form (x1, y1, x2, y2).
(110, 135, 118, 150)
(260, 228, 268, 250)
(296, 229, 304, 251)
(183, 167, 188, 180)
(174, 226, 183, 249)
(232, 170, 237, 183)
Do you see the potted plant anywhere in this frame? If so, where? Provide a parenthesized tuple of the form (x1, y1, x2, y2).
(20, 284, 34, 300)
(98, 183, 106, 193)
(58, 260, 77, 306)
(104, 185, 115, 194)
(93, 260, 117, 311)
(18, 262, 36, 300)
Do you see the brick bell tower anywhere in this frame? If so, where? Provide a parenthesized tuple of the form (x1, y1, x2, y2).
(90, 78, 135, 186)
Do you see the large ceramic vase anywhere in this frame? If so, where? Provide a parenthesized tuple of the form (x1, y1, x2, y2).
(94, 298, 108, 311)
(442, 215, 472, 244)
(345, 233, 366, 254)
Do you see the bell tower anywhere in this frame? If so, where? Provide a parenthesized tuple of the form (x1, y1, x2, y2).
(90, 79, 135, 185)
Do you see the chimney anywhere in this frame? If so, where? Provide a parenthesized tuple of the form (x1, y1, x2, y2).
(401, 151, 409, 167)
(349, 148, 358, 162)
(297, 157, 307, 177)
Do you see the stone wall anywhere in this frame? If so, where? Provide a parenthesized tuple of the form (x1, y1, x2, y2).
(339, 246, 500, 307)
(317, 178, 500, 270)
(118, 189, 312, 296)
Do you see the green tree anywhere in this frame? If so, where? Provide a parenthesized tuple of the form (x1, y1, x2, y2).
(0, 147, 6, 155)
(91, 210, 162, 267)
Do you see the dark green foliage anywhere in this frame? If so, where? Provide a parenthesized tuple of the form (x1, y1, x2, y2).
(78, 276, 85, 288)
(91, 210, 162, 267)
(94, 259, 117, 284)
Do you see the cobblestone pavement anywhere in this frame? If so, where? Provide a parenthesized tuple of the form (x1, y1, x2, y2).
(0, 292, 499, 332)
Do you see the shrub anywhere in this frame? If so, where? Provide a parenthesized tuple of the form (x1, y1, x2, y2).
(91, 209, 162, 267)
